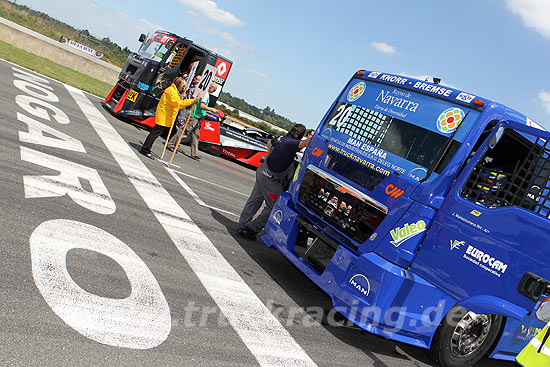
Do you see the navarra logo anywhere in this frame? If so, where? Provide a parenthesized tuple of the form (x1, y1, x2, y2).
(347, 82, 366, 102)
(437, 107, 465, 134)
(390, 220, 426, 247)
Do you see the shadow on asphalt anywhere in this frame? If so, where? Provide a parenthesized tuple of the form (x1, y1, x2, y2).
(210, 209, 516, 367)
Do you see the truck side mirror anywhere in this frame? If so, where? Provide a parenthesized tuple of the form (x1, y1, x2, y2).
(489, 125, 504, 149)
(518, 272, 550, 301)
(139, 34, 147, 43)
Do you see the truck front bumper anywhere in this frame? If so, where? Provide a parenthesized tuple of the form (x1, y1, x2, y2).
(262, 192, 456, 349)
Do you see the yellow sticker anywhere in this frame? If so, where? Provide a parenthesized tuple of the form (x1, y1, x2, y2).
(127, 90, 139, 102)
(470, 210, 482, 217)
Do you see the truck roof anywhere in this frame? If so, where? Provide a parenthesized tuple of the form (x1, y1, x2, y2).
(154, 30, 233, 63)
(358, 70, 546, 130)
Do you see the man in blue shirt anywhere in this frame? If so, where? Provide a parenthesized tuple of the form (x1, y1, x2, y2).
(237, 124, 312, 240)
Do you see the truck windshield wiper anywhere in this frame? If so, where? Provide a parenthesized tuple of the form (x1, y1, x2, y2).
(420, 111, 470, 183)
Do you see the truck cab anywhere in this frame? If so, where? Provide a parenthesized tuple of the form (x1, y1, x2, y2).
(262, 70, 550, 366)
(103, 31, 232, 128)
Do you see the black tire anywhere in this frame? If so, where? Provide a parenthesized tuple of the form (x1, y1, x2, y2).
(431, 304, 503, 367)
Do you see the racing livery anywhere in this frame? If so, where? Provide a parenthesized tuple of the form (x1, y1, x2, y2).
(262, 70, 550, 366)
(103, 31, 232, 128)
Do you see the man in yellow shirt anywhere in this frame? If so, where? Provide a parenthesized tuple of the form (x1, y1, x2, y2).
(140, 77, 198, 158)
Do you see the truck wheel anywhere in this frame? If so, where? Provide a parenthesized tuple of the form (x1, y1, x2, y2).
(431, 304, 502, 367)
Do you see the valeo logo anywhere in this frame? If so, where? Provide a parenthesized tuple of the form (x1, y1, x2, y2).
(347, 82, 366, 102)
(436, 107, 465, 134)
(390, 220, 426, 247)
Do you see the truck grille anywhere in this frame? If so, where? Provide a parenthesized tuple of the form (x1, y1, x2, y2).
(298, 166, 387, 244)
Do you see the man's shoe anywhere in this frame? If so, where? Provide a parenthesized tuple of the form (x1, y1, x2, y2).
(166, 146, 174, 151)
(190, 155, 201, 160)
(237, 227, 257, 240)
(140, 150, 153, 159)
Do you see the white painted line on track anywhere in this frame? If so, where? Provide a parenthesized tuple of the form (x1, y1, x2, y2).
(165, 167, 238, 217)
(66, 85, 317, 367)
(169, 167, 248, 197)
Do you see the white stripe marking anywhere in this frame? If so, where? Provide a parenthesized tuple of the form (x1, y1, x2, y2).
(65, 85, 317, 367)
(165, 167, 238, 217)
(168, 168, 248, 197)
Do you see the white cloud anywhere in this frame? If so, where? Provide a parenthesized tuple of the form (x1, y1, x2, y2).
(178, 0, 243, 27)
(135, 19, 163, 36)
(506, 0, 550, 38)
(210, 47, 242, 63)
(539, 90, 550, 113)
(191, 21, 252, 50)
(370, 41, 396, 54)
(244, 67, 267, 78)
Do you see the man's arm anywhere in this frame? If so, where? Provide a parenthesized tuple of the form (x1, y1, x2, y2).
(298, 136, 312, 150)
(267, 140, 272, 154)
(200, 102, 219, 114)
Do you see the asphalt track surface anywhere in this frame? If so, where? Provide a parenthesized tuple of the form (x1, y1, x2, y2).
(0, 58, 515, 367)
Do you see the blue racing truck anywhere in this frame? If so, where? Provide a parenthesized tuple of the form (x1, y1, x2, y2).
(262, 70, 550, 366)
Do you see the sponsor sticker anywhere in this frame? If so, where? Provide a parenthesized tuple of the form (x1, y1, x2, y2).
(215, 58, 231, 79)
(126, 90, 138, 102)
(311, 147, 324, 157)
(470, 210, 482, 217)
(137, 82, 150, 91)
(450, 240, 465, 251)
(527, 117, 546, 131)
(456, 92, 475, 104)
(348, 273, 371, 297)
(385, 184, 404, 199)
(389, 220, 426, 247)
(436, 107, 465, 134)
(457, 243, 508, 277)
(368, 71, 382, 79)
(347, 82, 366, 102)
(272, 210, 283, 225)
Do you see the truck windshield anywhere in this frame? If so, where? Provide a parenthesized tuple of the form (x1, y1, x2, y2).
(320, 79, 480, 182)
(138, 33, 176, 62)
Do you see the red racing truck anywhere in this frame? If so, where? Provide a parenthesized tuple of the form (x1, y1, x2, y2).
(103, 30, 232, 128)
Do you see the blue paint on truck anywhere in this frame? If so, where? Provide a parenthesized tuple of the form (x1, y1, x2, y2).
(262, 70, 550, 366)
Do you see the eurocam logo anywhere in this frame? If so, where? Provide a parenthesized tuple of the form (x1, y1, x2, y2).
(348, 274, 370, 297)
(390, 220, 426, 247)
(464, 245, 508, 276)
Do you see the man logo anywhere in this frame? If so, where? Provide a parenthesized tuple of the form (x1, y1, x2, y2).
(272, 210, 283, 225)
(311, 147, 324, 158)
(385, 184, 404, 199)
(349, 274, 371, 297)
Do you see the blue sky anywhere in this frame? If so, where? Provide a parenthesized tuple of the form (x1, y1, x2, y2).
(15, 0, 550, 129)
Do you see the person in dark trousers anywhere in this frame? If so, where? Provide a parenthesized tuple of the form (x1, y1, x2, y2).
(140, 77, 198, 158)
(237, 124, 311, 240)
(187, 83, 221, 160)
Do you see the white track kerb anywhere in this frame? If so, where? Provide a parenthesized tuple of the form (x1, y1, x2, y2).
(65, 85, 317, 367)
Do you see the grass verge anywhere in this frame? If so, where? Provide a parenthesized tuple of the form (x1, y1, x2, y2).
(0, 39, 112, 97)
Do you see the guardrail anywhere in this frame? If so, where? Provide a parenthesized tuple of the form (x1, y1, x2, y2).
(0, 17, 120, 84)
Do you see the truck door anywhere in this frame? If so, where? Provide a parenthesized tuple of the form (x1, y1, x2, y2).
(411, 121, 550, 318)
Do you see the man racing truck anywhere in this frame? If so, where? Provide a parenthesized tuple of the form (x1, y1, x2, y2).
(103, 31, 232, 128)
(262, 70, 550, 366)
